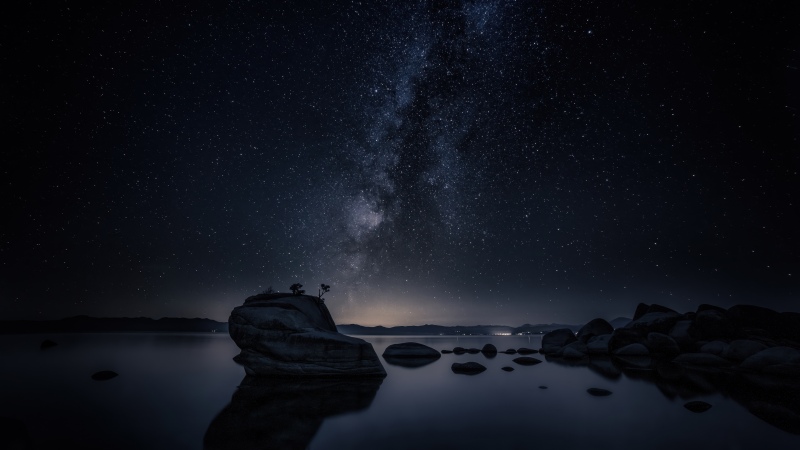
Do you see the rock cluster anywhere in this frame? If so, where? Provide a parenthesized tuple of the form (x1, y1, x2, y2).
(228, 293, 386, 377)
(540, 303, 800, 377)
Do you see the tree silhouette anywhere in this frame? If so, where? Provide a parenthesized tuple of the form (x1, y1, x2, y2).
(290, 283, 305, 295)
(318, 284, 330, 301)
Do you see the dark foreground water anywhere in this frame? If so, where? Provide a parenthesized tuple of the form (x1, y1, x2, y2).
(1, 333, 799, 449)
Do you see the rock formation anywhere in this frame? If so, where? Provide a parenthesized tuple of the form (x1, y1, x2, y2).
(539, 302, 800, 378)
(228, 293, 386, 377)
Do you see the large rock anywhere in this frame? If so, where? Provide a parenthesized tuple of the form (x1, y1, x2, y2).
(382, 342, 441, 368)
(721, 340, 767, 361)
(587, 334, 612, 355)
(541, 328, 577, 354)
(559, 341, 589, 359)
(740, 347, 800, 374)
(228, 294, 386, 377)
(577, 318, 614, 342)
(690, 308, 734, 340)
(699, 341, 729, 356)
(613, 343, 650, 356)
(645, 332, 680, 356)
(625, 311, 681, 334)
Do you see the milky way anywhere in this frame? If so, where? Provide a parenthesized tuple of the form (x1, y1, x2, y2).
(4, 1, 797, 325)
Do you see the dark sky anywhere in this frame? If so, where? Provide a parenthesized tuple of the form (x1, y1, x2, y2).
(3, 1, 798, 325)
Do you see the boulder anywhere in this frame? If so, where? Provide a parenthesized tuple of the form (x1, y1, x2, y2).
(541, 328, 577, 354)
(228, 294, 386, 377)
(383, 342, 440, 359)
(608, 328, 644, 352)
(451, 362, 487, 375)
(561, 341, 589, 359)
(613, 343, 650, 356)
(672, 353, 733, 367)
(587, 334, 612, 355)
(740, 347, 800, 373)
(645, 332, 680, 356)
(382, 342, 441, 368)
(727, 304, 780, 333)
(699, 341, 729, 356)
(690, 308, 734, 340)
(481, 344, 498, 356)
(625, 311, 681, 334)
(721, 340, 768, 361)
(633, 303, 677, 321)
(577, 318, 614, 342)
(668, 320, 694, 348)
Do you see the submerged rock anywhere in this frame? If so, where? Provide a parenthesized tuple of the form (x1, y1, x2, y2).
(501, 366, 514, 372)
(512, 357, 543, 366)
(684, 401, 712, 413)
(228, 294, 386, 377)
(91, 370, 118, 381)
(587, 388, 612, 396)
(451, 362, 487, 375)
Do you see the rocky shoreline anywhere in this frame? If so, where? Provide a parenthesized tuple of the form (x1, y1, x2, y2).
(540, 302, 800, 377)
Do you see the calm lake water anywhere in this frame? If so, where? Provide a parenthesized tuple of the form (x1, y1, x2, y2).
(1, 333, 798, 449)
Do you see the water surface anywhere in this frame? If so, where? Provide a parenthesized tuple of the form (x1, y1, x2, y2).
(1, 334, 798, 449)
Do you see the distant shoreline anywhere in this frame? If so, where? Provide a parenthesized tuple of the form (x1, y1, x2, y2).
(0, 316, 630, 335)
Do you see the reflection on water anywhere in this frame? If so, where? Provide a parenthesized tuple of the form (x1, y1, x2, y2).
(545, 354, 800, 435)
(204, 377, 382, 450)
(1, 334, 799, 449)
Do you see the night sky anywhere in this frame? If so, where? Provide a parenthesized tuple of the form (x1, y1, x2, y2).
(3, 1, 797, 326)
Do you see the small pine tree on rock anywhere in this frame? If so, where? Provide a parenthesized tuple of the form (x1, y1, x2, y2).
(318, 284, 330, 301)
(290, 283, 305, 295)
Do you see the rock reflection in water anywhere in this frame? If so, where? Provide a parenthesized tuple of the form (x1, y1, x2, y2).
(204, 376, 382, 450)
(545, 354, 800, 435)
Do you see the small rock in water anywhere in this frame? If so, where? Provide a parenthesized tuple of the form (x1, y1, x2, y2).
(587, 388, 612, 396)
(539, 386, 548, 389)
(40, 339, 57, 350)
(504, 349, 518, 354)
(517, 348, 536, 355)
(451, 362, 487, 375)
(481, 344, 498, 356)
(501, 366, 514, 372)
(512, 357, 542, 366)
(453, 347, 466, 355)
(684, 401, 712, 413)
(91, 370, 118, 381)
(441, 349, 453, 354)
(466, 348, 481, 354)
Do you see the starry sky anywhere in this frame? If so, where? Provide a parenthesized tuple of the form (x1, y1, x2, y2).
(3, 1, 798, 326)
